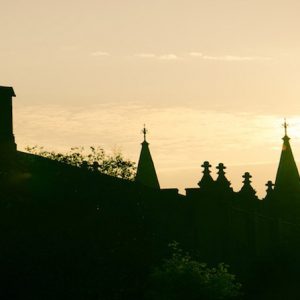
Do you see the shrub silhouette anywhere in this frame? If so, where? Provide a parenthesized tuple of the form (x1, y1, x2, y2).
(25, 145, 136, 180)
(145, 242, 241, 300)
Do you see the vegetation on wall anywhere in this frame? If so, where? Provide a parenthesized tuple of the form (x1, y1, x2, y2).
(25, 145, 136, 180)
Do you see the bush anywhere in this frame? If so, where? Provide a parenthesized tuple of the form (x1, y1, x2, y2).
(145, 242, 241, 300)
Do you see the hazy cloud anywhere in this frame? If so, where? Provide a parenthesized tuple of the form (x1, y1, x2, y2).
(136, 53, 156, 58)
(136, 53, 179, 60)
(189, 52, 203, 57)
(14, 102, 298, 196)
(14, 103, 290, 165)
(158, 54, 178, 60)
(202, 55, 271, 61)
(90, 51, 110, 56)
(189, 52, 271, 61)
(136, 52, 271, 61)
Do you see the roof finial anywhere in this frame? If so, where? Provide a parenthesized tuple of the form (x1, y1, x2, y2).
(283, 118, 288, 137)
(142, 124, 148, 142)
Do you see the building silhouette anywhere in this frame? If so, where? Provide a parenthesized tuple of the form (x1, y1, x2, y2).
(1, 85, 300, 299)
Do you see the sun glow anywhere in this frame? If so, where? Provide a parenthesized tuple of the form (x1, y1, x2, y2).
(14, 102, 300, 198)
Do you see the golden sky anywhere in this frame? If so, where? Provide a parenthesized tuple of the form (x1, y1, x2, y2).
(2, 0, 300, 196)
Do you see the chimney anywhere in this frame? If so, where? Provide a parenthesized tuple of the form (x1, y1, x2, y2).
(0, 86, 17, 153)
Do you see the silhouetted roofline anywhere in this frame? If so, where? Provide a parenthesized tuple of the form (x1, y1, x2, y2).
(0, 86, 16, 97)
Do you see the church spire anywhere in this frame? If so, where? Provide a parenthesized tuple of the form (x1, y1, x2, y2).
(274, 119, 300, 193)
(135, 125, 160, 189)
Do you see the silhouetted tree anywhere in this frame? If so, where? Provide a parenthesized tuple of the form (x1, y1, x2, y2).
(145, 242, 241, 300)
(25, 145, 136, 180)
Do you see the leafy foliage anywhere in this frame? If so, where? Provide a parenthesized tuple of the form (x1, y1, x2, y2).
(145, 242, 242, 300)
(25, 145, 136, 180)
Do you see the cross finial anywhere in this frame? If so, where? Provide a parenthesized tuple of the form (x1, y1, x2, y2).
(216, 163, 226, 175)
(283, 118, 288, 136)
(265, 180, 274, 192)
(142, 124, 148, 142)
(201, 161, 212, 174)
(242, 172, 252, 184)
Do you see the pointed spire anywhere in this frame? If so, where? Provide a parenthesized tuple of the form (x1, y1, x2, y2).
(239, 172, 257, 197)
(265, 180, 274, 199)
(135, 125, 160, 189)
(198, 161, 215, 189)
(215, 163, 232, 190)
(275, 119, 300, 193)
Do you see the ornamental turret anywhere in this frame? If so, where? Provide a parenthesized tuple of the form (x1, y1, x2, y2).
(135, 125, 160, 189)
(274, 119, 300, 194)
(215, 163, 232, 191)
(198, 161, 214, 189)
(239, 172, 257, 199)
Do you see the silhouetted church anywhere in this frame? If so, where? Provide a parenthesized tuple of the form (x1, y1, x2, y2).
(1, 85, 300, 300)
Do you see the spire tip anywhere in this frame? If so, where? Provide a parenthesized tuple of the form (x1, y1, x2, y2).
(283, 118, 288, 137)
(142, 124, 148, 142)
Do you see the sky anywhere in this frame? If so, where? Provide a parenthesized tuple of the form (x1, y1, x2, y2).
(2, 0, 300, 197)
